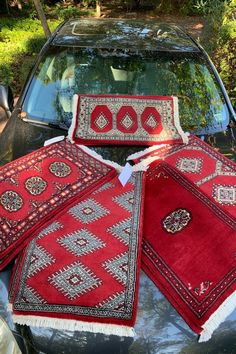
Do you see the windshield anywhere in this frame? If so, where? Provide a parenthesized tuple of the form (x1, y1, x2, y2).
(22, 47, 230, 134)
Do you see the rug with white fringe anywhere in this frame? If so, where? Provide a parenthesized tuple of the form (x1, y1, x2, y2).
(68, 94, 189, 145)
(141, 159, 236, 342)
(8, 171, 144, 337)
(0, 139, 117, 270)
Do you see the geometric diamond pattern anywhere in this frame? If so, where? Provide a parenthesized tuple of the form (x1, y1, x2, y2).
(103, 252, 128, 285)
(48, 261, 102, 300)
(97, 290, 125, 310)
(121, 113, 134, 129)
(37, 221, 63, 240)
(107, 218, 131, 245)
(95, 113, 109, 130)
(93, 182, 115, 195)
(176, 157, 203, 174)
(22, 285, 46, 304)
(145, 113, 158, 128)
(69, 198, 110, 224)
(58, 228, 105, 256)
(113, 191, 134, 212)
(28, 245, 55, 278)
(212, 184, 236, 205)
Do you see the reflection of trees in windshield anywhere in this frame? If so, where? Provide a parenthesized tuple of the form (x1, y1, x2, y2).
(180, 322, 236, 354)
(25, 48, 228, 134)
(169, 57, 222, 132)
(30, 327, 133, 354)
(131, 273, 236, 354)
(131, 273, 195, 354)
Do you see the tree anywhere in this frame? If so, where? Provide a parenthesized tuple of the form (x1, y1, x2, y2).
(96, 0, 101, 17)
(1, 0, 10, 13)
(32, 0, 51, 38)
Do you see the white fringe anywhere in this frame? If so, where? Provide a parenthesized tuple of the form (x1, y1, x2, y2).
(7, 303, 13, 312)
(199, 290, 236, 342)
(67, 94, 79, 143)
(127, 144, 167, 161)
(12, 314, 135, 337)
(77, 144, 122, 172)
(132, 163, 149, 172)
(172, 96, 189, 144)
(44, 135, 65, 146)
(132, 156, 162, 171)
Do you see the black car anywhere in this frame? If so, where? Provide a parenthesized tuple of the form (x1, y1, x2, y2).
(0, 18, 235, 354)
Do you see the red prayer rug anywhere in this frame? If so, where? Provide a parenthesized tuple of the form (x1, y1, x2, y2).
(142, 160, 236, 342)
(129, 135, 236, 218)
(68, 94, 189, 145)
(8, 172, 144, 337)
(0, 139, 118, 270)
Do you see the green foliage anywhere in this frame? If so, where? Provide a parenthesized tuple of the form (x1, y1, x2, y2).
(0, 17, 60, 91)
(200, 0, 226, 55)
(197, 0, 235, 102)
(213, 0, 236, 102)
(0, 1, 95, 94)
(47, 3, 94, 20)
(151, 0, 227, 16)
(221, 0, 236, 39)
(0, 0, 235, 104)
(192, 0, 226, 15)
(221, 20, 236, 40)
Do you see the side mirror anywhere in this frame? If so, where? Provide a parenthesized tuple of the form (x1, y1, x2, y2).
(0, 84, 14, 118)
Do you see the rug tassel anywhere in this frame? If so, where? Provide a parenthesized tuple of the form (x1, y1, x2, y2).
(127, 144, 167, 161)
(7, 303, 13, 312)
(132, 163, 148, 172)
(67, 94, 79, 144)
(199, 290, 236, 342)
(172, 96, 189, 144)
(132, 155, 164, 171)
(12, 314, 135, 337)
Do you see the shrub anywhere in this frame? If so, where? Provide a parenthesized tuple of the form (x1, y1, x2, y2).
(47, 3, 95, 20)
(212, 0, 236, 103)
(0, 18, 60, 93)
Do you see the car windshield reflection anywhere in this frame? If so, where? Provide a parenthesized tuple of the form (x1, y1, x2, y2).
(22, 47, 230, 135)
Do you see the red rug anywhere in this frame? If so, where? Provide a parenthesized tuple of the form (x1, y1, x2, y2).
(0, 140, 117, 270)
(142, 160, 236, 341)
(9, 172, 144, 336)
(129, 135, 236, 218)
(68, 94, 189, 145)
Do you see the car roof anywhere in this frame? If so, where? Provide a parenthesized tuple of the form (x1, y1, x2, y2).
(51, 18, 200, 52)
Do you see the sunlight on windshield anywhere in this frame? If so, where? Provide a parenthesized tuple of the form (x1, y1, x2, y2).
(23, 47, 230, 134)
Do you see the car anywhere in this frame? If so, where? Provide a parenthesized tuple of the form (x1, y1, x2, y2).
(0, 18, 235, 354)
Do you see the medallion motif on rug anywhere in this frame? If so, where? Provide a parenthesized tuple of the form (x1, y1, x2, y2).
(0, 140, 116, 269)
(142, 160, 236, 341)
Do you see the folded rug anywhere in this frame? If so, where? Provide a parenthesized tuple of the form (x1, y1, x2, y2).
(68, 94, 189, 145)
(142, 160, 236, 342)
(8, 172, 144, 337)
(0, 139, 118, 270)
(128, 135, 236, 218)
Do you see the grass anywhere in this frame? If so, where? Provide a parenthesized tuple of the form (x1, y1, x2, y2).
(0, 17, 61, 94)
(0, 0, 96, 95)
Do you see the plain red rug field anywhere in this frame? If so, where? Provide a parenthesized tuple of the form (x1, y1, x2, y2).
(142, 160, 236, 341)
